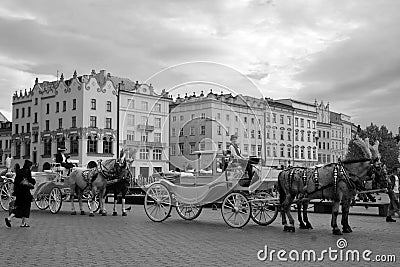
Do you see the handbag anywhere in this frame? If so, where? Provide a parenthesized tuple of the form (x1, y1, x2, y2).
(21, 178, 34, 189)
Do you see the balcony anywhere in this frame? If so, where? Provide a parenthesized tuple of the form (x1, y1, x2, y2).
(124, 140, 166, 147)
(137, 124, 154, 131)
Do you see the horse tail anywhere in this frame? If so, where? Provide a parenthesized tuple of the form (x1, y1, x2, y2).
(278, 171, 286, 205)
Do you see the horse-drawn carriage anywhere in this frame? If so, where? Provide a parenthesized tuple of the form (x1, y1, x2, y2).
(0, 161, 100, 214)
(143, 150, 280, 228)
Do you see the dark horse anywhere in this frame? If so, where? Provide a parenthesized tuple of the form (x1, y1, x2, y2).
(97, 159, 131, 216)
(278, 137, 380, 235)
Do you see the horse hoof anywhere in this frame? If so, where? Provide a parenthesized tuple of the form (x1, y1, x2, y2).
(102, 212, 107, 216)
(299, 223, 307, 229)
(332, 229, 343, 235)
(112, 212, 118, 216)
(89, 213, 94, 217)
(342, 227, 352, 233)
(80, 211, 86, 215)
(306, 223, 313, 230)
(122, 212, 127, 217)
(71, 211, 77, 215)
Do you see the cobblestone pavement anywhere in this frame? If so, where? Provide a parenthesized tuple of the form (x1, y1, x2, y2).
(1, 203, 399, 267)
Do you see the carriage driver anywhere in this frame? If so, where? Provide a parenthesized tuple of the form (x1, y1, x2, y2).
(229, 134, 253, 180)
(56, 148, 74, 175)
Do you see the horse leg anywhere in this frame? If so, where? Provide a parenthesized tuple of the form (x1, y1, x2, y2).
(89, 187, 95, 217)
(331, 199, 342, 235)
(285, 195, 296, 232)
(70, 186, 76, 215)
(101, 187, 107, 216)
(303, 201, 313, 229)
(112, 191, 118, 216)
(78, 190, 85, 215)
(121, 194, 127, 216)
(341, 198, 352, 233)
(297, 200, 307, 229)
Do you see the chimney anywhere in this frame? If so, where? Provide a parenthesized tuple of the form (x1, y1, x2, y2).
(73, 70, 77, 79)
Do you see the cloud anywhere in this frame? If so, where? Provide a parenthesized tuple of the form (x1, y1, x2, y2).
(0, 0, 398, 132)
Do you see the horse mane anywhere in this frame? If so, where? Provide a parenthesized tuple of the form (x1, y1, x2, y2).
(345, 136, 372, 161)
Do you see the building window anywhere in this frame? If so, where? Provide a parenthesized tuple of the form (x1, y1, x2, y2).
(226, 114, 230, 121)
(272, 113, 277, 123)
(217, 113, 221, 120)
(127, 99, 134, 109)
(141, 101, 148, 111)
(91, 99, 96, 110)
(190, 126, 195, 136)
(251, 145, 256, 156)
(251, 130, 255, 139)
(154, 103, 161, 112)
(179, 143, 184, 154)
(191, 114, 195, 120)
(287, 131, 291, 141)
(72, 116, 76, 128)
(154, 133, 161, 143)
(295, 131, 299, 141)
(141, 132, 149, 142)
(190, 143, 196, 154)
(226, 127, 230, 136)
(287, 147, 291, 158)
(171, 128, 176, 137)
(235, 116, 238, 122)
(300, 118, 304, 127)
(180, 115, 184, 121)
(295, 118, 299, 127)
(280, 146, 284, 157)
(72, 99, 76, 110)
(33, 134, 38, 143)
(307, 132, 311, 142)
(251, 118, 255, 124)
(28, 107, 31, 117)
(244, 129, 248, 138)
(25, 142, 31, 157)
(46, 103, 50, 114)
(201, 113, 205, 119)
(44, 140, 52, 156)
(106, 101, 112, 112)
(105, 118, 112, 129)
(70, 137, 79, 155)
(280, 115, 284, 124)
(287, 116, 291, 125)
(312, 121, 316, 129)
(200, 126, 205, 135)
(172, 116, 176, 122)
(295, 148, 299, 159)
(272, 146, 277, 157)
(170, 145, 176, 156)
(26, 123, 30, 133)
(153, 149, 162, 160)
(308, 149, 311, 159)
(307, 120, 311, 128)
(22, 108, 25, 118)
(199, 142, 205, 151)
(272, 129, 276, 140)
(257, 146, 262, 157)
(90, 116, 97, 128)
(218, 142, 222, 151)
(155, 118, 161, 128)
(128, 114, 134, 126)
(300, 147, 305, 159)
(63, 101, 66, 112)
(313, 149, 317, 160)
(35, 98, 38, 105)
(103, 138, 113, 154)
(127, 130, 135, 141)
(34, 113, 38, 123)
(217, 126, 222, 135)
(280, 130, 284, 140)
(87, 137, 97, 153)
(139, 148, 149, 159)
(258, 131, 262, 139)
(15, 108, 19, 118)
(300, 131, 304, 142)
(179, 128, 184, 137)
(266, 113, 270, 123)
(58, 118, 63, 129)
(56, 102, 59, 113)
(267, 146, 271, 157)
(14, 143, 21, 158)
(267, 129, 270, 139)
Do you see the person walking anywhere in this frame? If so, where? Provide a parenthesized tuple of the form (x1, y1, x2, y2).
(5, 160, 36, 228)
(386, 168, 400, 222)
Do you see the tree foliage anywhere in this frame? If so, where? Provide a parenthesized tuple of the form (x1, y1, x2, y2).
(359, 123, 400, 172)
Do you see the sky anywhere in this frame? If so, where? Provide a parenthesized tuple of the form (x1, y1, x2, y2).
(0, 0, 399, 133)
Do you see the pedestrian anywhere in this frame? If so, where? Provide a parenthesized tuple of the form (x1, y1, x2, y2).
(386, 168, 400, 222)
(5, 160, 36, 228)
(5, 155, 12, 173)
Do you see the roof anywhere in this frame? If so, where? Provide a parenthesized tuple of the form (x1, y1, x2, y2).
(0, 112, 9, 122)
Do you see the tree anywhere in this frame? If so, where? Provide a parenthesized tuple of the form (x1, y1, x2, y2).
(359, 123, 400, 172)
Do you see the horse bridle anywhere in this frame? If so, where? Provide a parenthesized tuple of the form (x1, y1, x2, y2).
(339, 158, 373, 191)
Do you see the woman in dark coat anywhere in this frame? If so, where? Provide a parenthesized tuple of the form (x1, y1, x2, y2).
(5, 160, 36, 227)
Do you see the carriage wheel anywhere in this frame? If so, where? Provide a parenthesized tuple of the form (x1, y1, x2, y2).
(85, 192, 100, 213)
(250, 192, 278, 226)
(221, 192, 251, 228)
(49, 187, 62, 214)
(35, 194, 49, 210)
(144, 183, 172, 222)
(175, 202, 203, 220)
(0, 181, 14, 211)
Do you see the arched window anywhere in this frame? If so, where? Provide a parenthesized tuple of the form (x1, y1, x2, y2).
(87, 136, 98, 153)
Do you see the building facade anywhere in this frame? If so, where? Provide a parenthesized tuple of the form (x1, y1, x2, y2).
(117, 79, 171, 180)
(316, 101, 332, 164)
(169, 91, 266, 171)
(330, 111, 344, 162)
(275, 99, 318, 167)
(0, 113, 12, 167)
(12, 70, 118, 170)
